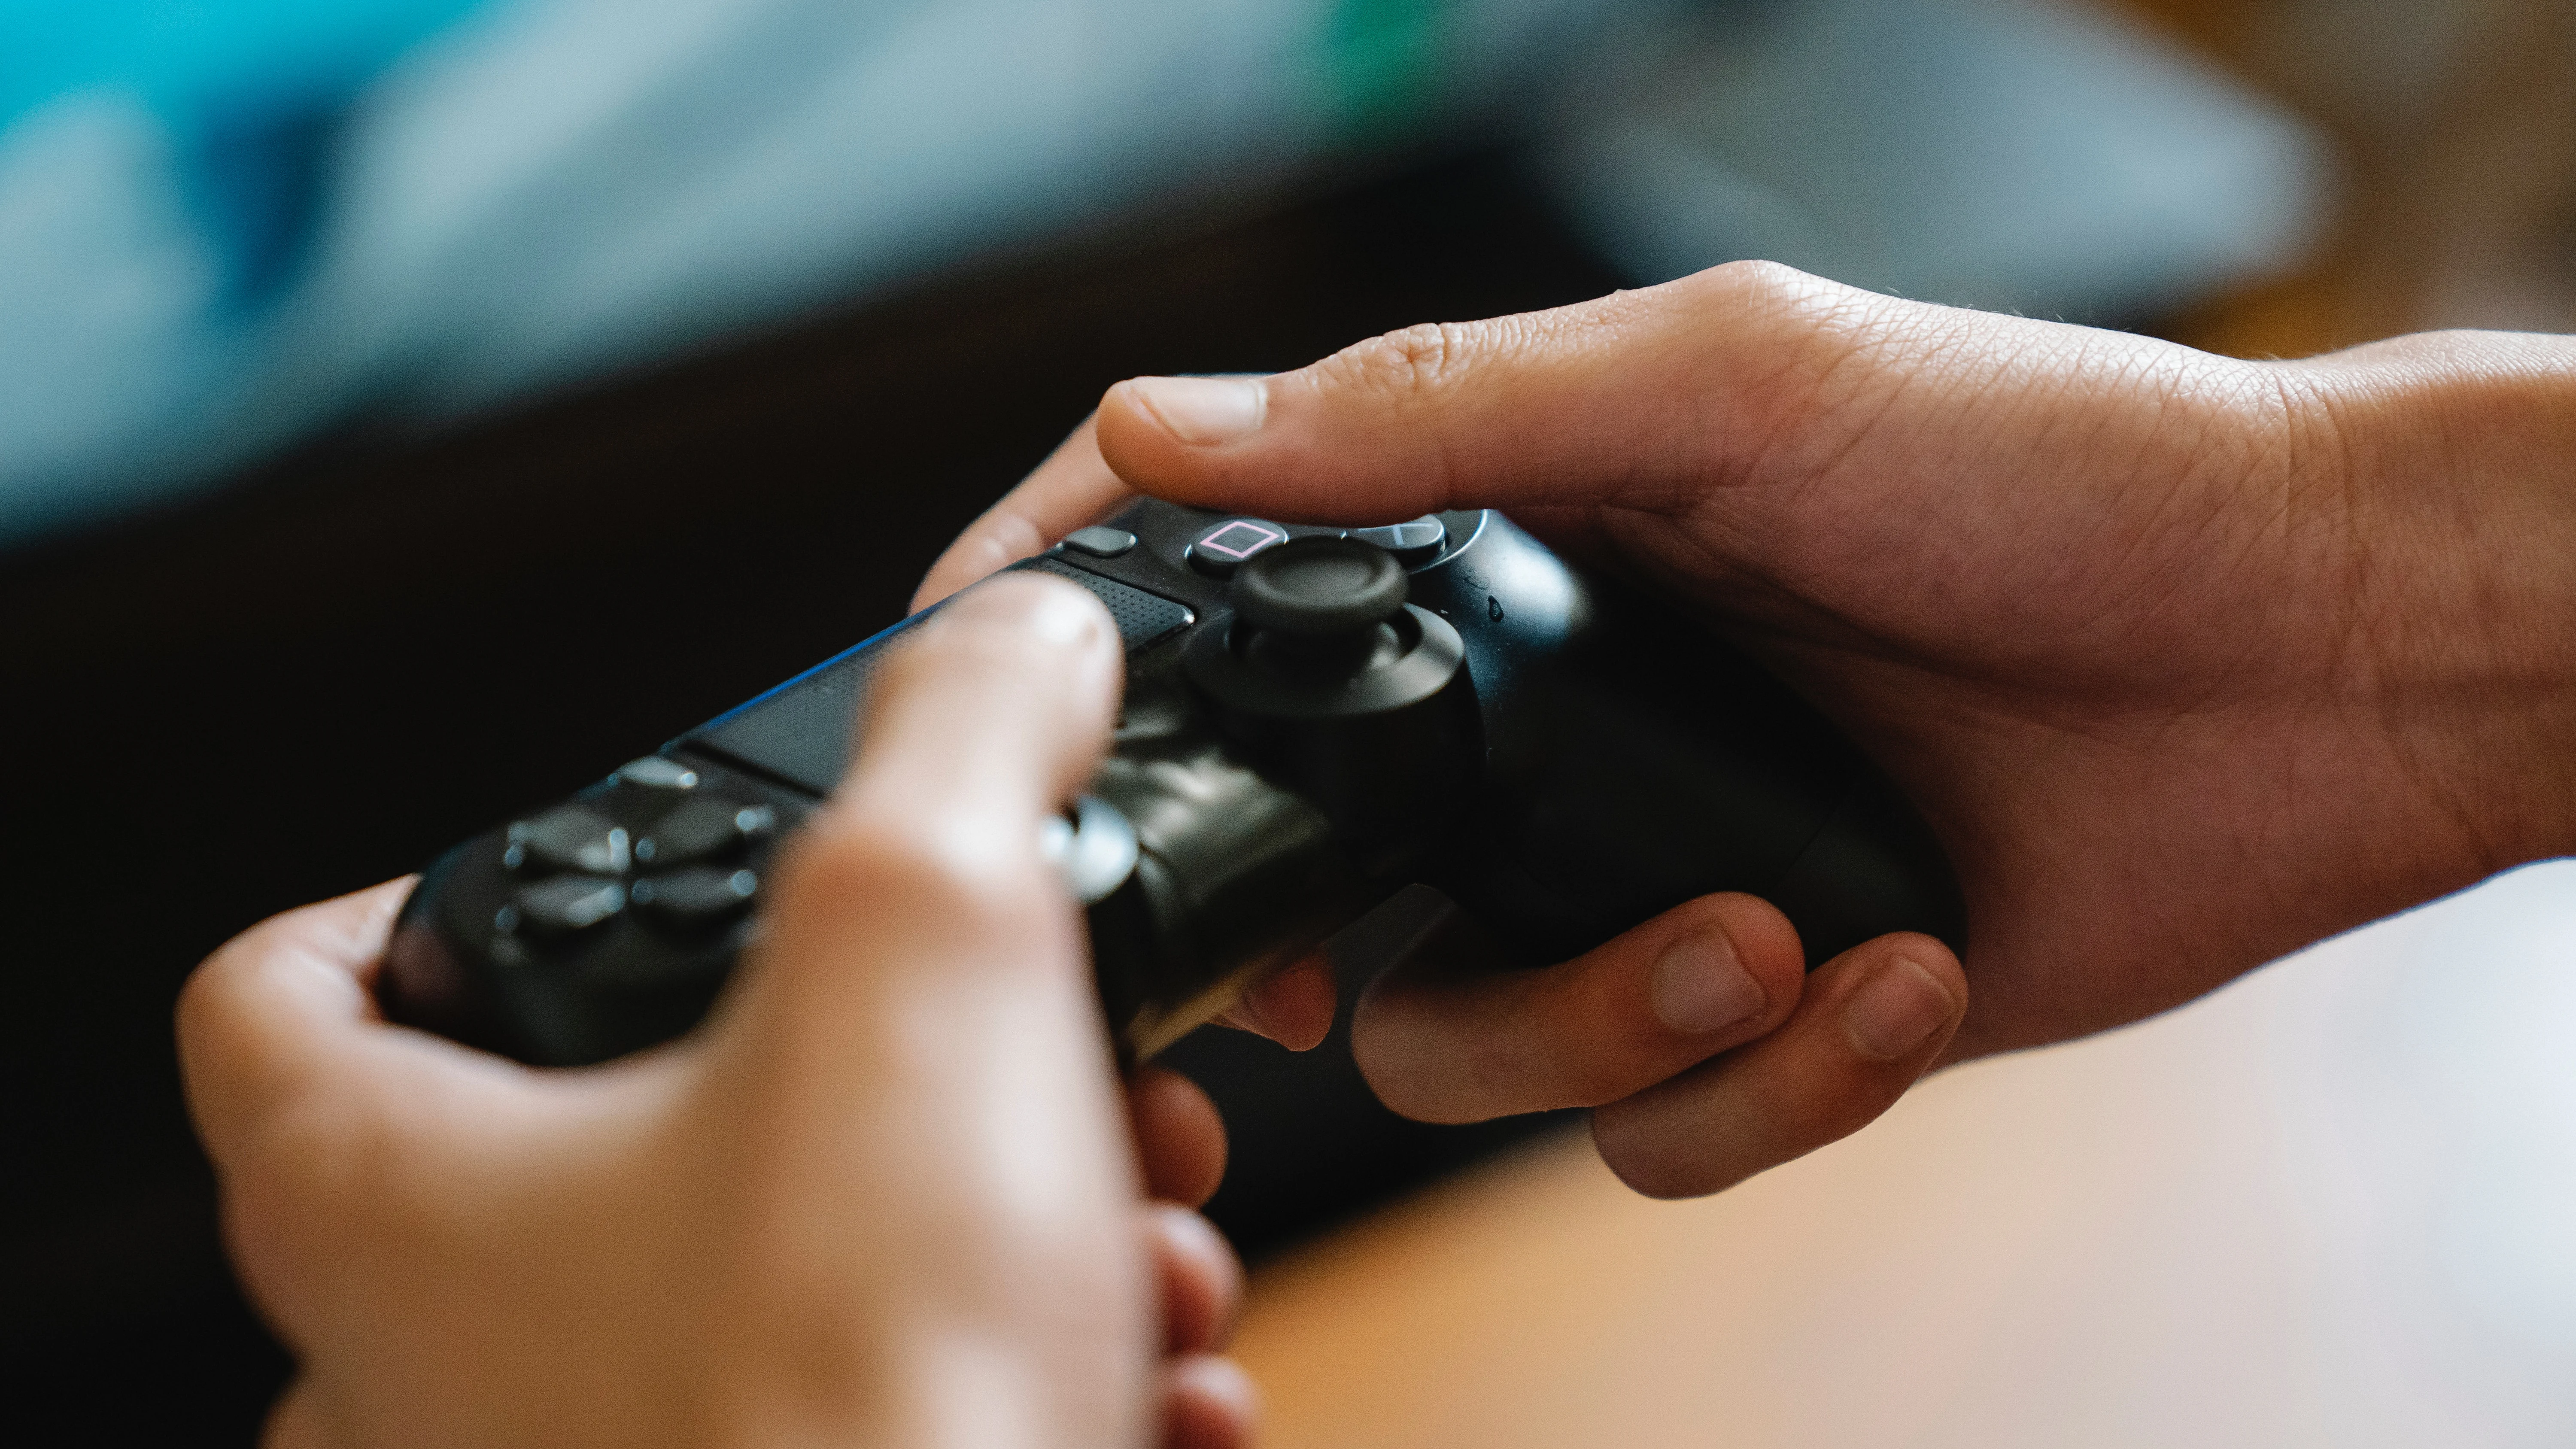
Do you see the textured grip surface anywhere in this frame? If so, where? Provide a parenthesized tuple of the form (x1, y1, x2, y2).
(1021, 557, 1198, 644)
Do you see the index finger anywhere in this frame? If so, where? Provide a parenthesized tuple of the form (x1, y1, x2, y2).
(911, 414, 1133, 611)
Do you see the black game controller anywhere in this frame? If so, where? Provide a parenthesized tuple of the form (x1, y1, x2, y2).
(382, 501, 1966, 1066)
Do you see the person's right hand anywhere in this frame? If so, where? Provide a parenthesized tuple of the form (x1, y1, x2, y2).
(183, 577, 1255, 1449)
(920, 262, 2576, 1198)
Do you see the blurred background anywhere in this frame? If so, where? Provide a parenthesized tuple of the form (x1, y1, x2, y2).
(3, 0, 2570, 1442)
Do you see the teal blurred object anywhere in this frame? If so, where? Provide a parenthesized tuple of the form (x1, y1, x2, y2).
(0, 0, 1628, 544)
(1, 0, 495, 299)
(0, 2, 491, 122)
(0, 0, 2330, 546)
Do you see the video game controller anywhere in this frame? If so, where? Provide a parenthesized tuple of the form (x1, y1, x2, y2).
(380, 500, 1966, 1066)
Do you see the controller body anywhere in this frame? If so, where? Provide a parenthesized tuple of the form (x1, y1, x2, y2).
(382, 501, 1965, 1066)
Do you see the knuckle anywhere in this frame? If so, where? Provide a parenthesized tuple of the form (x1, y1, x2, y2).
(1677, 258, 1867, 346)
(1708, 256, 1809, 295)
(1314, 320, 1484, 410)
(1690, 258, 1819, 313)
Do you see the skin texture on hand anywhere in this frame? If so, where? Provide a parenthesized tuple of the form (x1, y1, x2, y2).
(920, 261, 2576, 1197)
(181, 577, 1256, 1449)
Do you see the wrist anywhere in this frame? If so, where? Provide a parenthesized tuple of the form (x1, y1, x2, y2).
(2296, 333, 2576, 879)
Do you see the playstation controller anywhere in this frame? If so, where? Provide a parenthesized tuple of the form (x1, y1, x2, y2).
(380, 500, 1965, 1066)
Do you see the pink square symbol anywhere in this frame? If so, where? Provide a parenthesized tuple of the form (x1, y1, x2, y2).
(1198, 521, 1285, 560)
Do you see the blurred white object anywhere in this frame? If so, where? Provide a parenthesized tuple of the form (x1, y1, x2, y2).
(1543, 0, 2332, 320)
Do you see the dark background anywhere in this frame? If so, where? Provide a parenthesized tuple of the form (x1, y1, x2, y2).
(1, 149, 1613, 1445)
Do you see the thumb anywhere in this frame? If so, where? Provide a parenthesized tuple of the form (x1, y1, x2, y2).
(1091, 261, 1898, 525)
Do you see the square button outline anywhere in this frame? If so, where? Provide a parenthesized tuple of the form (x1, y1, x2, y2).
(1196, 519, 1286, 561)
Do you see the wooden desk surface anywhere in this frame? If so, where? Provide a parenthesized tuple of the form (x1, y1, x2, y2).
(1232, 865, 2576, 1449)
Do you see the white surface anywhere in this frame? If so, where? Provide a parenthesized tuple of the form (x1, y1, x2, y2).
(1829, 860, 2576, 1446)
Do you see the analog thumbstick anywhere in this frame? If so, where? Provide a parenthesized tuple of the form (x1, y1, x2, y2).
(1231, 537, 1409, 638)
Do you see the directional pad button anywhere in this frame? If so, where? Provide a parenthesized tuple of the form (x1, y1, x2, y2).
(611, 756, 699, 792)
(635, 797, 775, 869)
(505, 805, 632, 876)
(500, 875, 626, 938)
(632, 868, 759, 930)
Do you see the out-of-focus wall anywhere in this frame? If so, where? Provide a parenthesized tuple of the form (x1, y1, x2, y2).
(1540, 0, 2334, 326)
(2131, 0, 2576, 352)
(0, 0, 1643, 544)
(1, 0, 2367, 547)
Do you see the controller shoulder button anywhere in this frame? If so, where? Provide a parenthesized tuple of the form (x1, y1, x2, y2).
(499, 875, 626, 938)
(635, 797, 775, 867)
(631, 868, 760, 929)
(1062, 526, 1139, 559)
(504, 805, 632, 875)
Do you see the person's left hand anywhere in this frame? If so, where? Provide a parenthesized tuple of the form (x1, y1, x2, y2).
(182, 577, 1256, 1449)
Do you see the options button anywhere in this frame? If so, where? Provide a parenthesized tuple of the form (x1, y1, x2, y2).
(1350, 516, 1446, 564)
(1062, 526, 1138, 559)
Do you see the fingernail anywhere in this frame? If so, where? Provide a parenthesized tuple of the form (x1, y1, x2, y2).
(1651, 930, 1766, 1035)
(1126, 376, 1266, 445)
(1845, 956, 1956, 1060)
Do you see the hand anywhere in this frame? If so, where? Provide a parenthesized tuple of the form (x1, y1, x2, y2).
(920, 263, 2576, 1197)
(181, 577, 1257, 1449)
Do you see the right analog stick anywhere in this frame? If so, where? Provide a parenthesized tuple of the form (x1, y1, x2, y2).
(1230, 537, 1409, 638)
